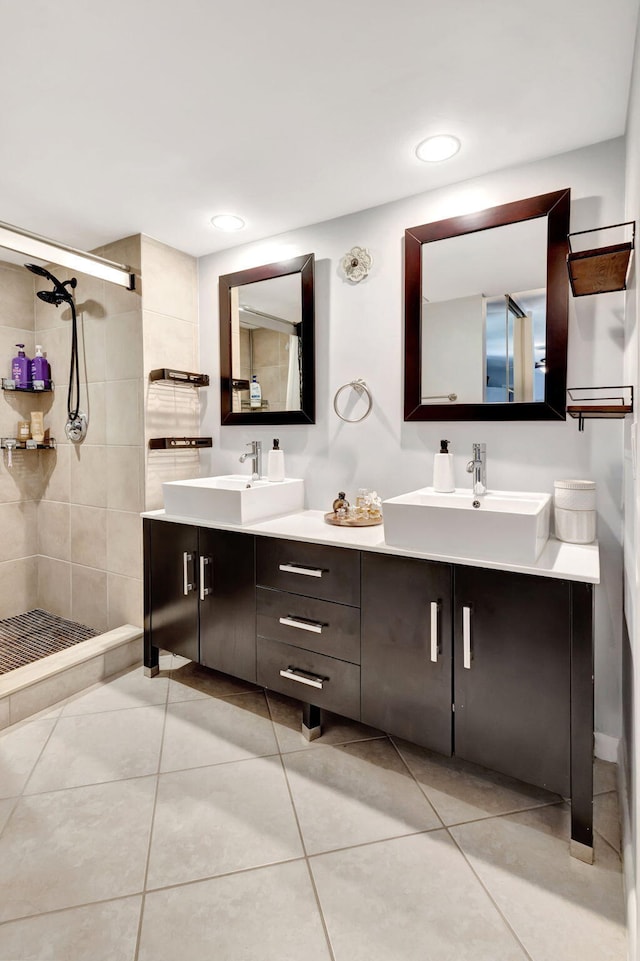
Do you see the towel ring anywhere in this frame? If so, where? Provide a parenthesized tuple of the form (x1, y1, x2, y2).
(333, 378, 373, 423)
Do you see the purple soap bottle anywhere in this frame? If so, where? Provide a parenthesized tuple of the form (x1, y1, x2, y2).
(12, 344, 31, 389)
(31, 345, 50, 390)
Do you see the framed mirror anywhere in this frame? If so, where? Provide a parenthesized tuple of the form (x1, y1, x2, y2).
(219, 253, 315, 425)
(404, 189, 570, 421)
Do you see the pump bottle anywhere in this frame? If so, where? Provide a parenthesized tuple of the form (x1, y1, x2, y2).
(433, 439, 455, 492)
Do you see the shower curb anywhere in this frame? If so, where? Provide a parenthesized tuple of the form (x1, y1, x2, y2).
(0, 625, 142, 730)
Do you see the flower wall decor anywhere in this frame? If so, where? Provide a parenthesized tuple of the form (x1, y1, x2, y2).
(341, 246, 373, 283)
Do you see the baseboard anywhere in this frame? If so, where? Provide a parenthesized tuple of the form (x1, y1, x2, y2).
(618, 737, 637, 961)
(595, 731, 620, 762)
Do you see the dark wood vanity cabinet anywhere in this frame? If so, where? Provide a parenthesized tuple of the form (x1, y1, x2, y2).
(143, 519, 256, 682)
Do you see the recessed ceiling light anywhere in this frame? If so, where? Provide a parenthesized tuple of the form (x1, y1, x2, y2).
(415, 135, 461, 163)
(211, 214, 245, 231)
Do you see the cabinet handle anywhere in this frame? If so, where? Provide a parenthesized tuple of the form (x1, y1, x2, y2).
(279, 615, 326, 634)
(279, 563, 325, 578)
(183, 552, 194, 595)
(430, 601, 439, 663)
(279, 667, 325, 689)
(463, 605, 472, 669)
(199, 556, 211, 601)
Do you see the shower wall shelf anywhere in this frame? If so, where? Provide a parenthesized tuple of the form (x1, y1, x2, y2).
(566, 386, 633, 431)
(148, 437, 213, 450)
(567, 222, 635, 296)
(1, 438, 57, 450)
(2, 379, 54, 392)
(149, 368, 210, 387)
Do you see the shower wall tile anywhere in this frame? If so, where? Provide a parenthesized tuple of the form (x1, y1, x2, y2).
(145, 450, 200, 512)
(0, 327, 36, 378)
(0, 556, 38, 618)
(106, 380, 142, 447)
(100, 235, 142, 318)
(81, 314, 107, 384)
(43, 384, 70, 448)
(105, 311, 143, 382)
(34, 290, 72, 331)
(70, 505, 107, 571)
(41, 444, 70, 503)
(69, 445, 108, 508)
(107, 511, 142, 579)
(37, 501, 70, 562)
(37, 325, 68, 386)
(83, 381, 106, 446)
(0, 501, 37, 563)
(9, 655, 105, 725)
(107, 573, 143, 630)
(71, 565, 109, 634)
(107, 446, 143, 513)
(0, 262, 35, 329)
(141, 237, 197, 323)
(0, 453, 46, 505)
(143, 311, 198, 373)
(37, 556, 72, 620)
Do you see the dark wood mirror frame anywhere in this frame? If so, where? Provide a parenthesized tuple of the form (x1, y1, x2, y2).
(404, 188, 571, 422)
(219, 252, 315, 426)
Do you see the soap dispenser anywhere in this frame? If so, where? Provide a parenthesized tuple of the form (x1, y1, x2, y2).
(433, 439, 455, 492)
(12, 344, 31, 389)
(267, 438, 285, 482)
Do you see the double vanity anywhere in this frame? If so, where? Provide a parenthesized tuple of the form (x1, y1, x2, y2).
(143, 471, 598, 863)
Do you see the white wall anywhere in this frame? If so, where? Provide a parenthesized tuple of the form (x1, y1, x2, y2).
(199, 137, 626, 743)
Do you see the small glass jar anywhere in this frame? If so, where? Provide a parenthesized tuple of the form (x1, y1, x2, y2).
(17, 420, 30, 442)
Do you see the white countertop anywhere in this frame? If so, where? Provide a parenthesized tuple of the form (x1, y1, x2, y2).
(142, 508, 600, 584)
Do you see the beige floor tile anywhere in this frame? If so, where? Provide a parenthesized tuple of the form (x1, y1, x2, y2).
(595, 791, 622, 854)
(138, 861, 331, 961)
(160, 692, 277, 773)
(147, 756, 303, 888)
(0, 797, 16, 834)
(61, 666, 169, 716)
(0, 895, 142, 961)
(267, 690, 385, 753)
(0, 717, 56, 798)
(283, 738, 442, 855)
(595, 758, 618, 795)
(393, 737, 560, 825)
(311, 831, 528, 961)
(168, 660, 261, 702)
(24, 705, 165, 793)
(450, 804, 626, 961)
(0, 776, 156, 922)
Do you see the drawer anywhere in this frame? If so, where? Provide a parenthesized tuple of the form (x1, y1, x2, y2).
(257, 587, 360, 664)
(257, 637, 361, 720)
(256, 537, 360, 606)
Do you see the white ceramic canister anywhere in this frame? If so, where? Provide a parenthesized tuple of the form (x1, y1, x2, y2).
(553, 479, 596, 544)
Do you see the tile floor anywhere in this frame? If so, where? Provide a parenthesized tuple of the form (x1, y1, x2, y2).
(0, 653, 626, 961)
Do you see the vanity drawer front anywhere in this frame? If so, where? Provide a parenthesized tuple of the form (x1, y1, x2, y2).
(256, 537, 360, 606)
(256, 587, 360, 663)
(257, 637, 361, 719)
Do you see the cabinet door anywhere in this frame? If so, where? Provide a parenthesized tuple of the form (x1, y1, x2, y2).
(199, 529, 256, 683)
(361, 553, 453, 754)
(454, 566, 570, 795)
(146, 519, 199, 662)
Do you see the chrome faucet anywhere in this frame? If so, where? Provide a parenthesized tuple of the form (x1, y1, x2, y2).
(239, 440, 262, 479)
(466, 443, 487, 496)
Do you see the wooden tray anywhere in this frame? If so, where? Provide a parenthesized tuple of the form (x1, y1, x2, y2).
(324, 511, 383, 528)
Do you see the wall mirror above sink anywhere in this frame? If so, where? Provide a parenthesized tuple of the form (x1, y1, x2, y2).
(404, 189, 571, 421)
(219, 253, 315, 425)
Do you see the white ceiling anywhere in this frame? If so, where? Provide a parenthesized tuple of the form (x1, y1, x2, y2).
(0, 0, 638, 260)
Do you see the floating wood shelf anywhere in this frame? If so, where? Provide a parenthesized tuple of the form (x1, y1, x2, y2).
(148, 436, 213, 450)
(149, 368, 210, 387)
(567, 222, 635, 296)
(567, 386, 633, 431)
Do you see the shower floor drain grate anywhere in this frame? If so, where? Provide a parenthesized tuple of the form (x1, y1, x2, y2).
(0, 609, 98, 675)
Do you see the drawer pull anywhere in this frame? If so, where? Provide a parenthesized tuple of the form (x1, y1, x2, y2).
(183, 552, 194, 596)
(279, 615, 326, 634)
(430, 601, 439, 663)
(279, 563, 326, 578)
(463, 606, 472, 669)
(279, 667, 325, 689)
(199, 555, 211, 601)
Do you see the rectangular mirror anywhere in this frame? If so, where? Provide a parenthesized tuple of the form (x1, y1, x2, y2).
(219, 253, 315, 425)
(404, 189, 570, 421)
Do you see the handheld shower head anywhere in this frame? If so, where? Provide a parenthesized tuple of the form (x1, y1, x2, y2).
(25, 263, 77, 307)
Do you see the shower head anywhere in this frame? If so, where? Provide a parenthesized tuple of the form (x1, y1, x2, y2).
(37, 289, 68, 305)
(25, 263, 77, 307)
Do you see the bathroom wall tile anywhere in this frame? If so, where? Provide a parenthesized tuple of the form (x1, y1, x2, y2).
(103, 637, 142, 675)
(41, 443, 70, 503)
(34, 286, 72, 331)
(0, 698, 9, 732)
(40, 380, 71, 448)
(105, 310, 143, 381)
(0, 556, 38, 618)
(37, 500, 70, 561)
(107, 446, 143, 513)
(256, 365, 283, 409)
(71, 565, 109, 633)
(0, 500, 37, 562)
(141, 237, 197, 323)
(69, 444, 107, 507)
(0, 326, 36, 379)
(107, 574, 143, 629)
(79, 312, 106, 384)
(81, 380, 106, 445)
(37, 555, 71, 619)
(100, 234, 142, 318)
(70, 504, 107, 570)
(35, 323, 68, 387)
(106, 379, 143, 447)
(73, 272, 107, 317)
(106, 511, 142, 579)
(0, 262, 35, 329)
(145, 449, 201, 512)
(252, 328, 281, 367)
(9, 655, 105, 725)
(144, 381, 200, 440)
(143, 310, 198, 373)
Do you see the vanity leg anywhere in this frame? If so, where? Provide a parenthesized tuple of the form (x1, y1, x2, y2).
(570, 582, 594, 863)
(143, 516, 159, 678)
(302, 702, 322, 741)
(144, 632, 159, 677)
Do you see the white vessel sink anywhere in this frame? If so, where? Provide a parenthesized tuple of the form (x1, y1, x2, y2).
(382, 487, 551, 564)
(163, 475, 305, 524)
